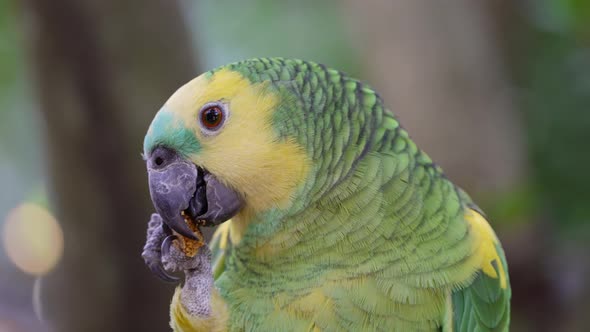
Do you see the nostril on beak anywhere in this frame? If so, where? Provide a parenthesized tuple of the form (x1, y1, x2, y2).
(149, 146, 180, 169)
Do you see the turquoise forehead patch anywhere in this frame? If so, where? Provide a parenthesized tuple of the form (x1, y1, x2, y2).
(143, 106, 201, 157)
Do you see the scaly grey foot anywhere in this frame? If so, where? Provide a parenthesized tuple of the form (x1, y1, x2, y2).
(142, 213, 214, 317)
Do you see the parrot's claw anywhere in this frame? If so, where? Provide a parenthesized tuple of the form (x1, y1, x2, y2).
(142, 213, 180, 283)
(147, 259, 180, 283)
(142, 213, 205, 283)
(161, 236, 203, 272)
(161, 235, 178, 259)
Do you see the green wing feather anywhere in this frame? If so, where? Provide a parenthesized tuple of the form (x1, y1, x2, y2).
(450, 244, 511, 332)
(209, 224, 232, 281)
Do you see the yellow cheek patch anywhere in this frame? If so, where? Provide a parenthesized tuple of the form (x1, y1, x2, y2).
(465, 209, 508, 289)
(164, 69, 310, 241)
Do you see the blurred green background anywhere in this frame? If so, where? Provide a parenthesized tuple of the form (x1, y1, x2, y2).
(0, 0, 588, 331)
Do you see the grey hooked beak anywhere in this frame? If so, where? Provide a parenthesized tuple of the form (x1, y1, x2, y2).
(146, 146, 244, 240)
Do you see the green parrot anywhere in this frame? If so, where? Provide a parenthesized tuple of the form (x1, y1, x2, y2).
(141, 58, 511, 331)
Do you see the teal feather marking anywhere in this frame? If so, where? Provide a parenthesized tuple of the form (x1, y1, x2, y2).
(143, 106, 201, 157)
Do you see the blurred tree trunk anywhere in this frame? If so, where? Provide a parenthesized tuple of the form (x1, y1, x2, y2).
(20, 0, 198, 331)
(343, 0, 525, 196)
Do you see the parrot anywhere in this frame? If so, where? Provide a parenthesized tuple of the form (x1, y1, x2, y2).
(141, 58, 511, 332)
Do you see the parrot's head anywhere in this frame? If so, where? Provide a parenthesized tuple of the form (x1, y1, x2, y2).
(143, 60, 313, 241)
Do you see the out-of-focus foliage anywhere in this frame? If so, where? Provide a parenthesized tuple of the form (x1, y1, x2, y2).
(543, 0, 590, 36)
(0, 0, 20, 91)
(191, 0, 360, 76)
(0, 0, 42, 219)
(516, 0, 590, 235)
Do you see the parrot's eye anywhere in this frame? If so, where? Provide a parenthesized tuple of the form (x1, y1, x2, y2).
(201, 106, 222, 128)
(198, 102, 227, 134)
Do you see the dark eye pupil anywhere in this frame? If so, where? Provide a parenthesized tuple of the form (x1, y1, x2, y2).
(201, 106, 223, 129)
(205, 109, 219, 123)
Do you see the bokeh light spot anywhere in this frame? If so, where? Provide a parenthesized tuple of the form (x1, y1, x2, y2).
(2, 203, 64, 276)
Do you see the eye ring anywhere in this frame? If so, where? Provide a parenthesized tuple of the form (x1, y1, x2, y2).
(198, 102, 228, 135)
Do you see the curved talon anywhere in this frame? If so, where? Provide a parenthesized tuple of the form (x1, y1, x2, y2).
(162, 235, 178, 258)
(142, 214, 182, 283)
(148, 261, 179, 283)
